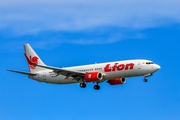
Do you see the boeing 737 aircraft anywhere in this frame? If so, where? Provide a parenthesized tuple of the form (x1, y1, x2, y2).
(8, 44, 160, 90)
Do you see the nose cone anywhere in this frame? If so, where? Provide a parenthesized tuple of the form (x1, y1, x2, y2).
(154, 64, 161, 71)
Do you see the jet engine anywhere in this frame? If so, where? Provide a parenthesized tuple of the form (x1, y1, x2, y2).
(108, 78, 126, 85)
(84, 72, 103, 82)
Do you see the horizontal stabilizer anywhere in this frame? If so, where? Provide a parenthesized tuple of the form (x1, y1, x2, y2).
(35, 64, 85, 77)
(7, 69, 36, 76)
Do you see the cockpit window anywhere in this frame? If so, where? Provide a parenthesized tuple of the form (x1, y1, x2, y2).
(146, 62, 154, 64)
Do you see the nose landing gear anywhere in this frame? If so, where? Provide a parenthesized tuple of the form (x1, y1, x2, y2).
(144, 79, 148, 82)
(144, 73, 152, 82)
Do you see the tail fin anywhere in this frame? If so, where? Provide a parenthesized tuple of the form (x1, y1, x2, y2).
(24, 44, 46, 73)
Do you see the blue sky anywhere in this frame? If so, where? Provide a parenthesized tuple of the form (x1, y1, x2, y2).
(0, 0, 180, 120)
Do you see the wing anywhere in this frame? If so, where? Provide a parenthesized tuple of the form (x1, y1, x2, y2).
(35, 64, 85, 78)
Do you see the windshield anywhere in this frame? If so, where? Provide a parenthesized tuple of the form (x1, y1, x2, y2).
(146, 62, 154, 64)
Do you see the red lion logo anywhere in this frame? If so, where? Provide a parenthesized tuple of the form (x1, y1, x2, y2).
(29, 56, 39, 69)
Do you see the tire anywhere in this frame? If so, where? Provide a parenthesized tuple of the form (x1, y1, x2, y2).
(144, 79, 148, 82)
(80, 83, 86, 88)
(94, 85, 100, 90)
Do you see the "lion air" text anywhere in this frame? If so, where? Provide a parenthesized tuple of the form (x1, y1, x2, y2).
(104, 63, 134, 72)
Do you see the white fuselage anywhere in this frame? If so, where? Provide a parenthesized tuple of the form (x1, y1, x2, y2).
(29, 59, 160, 84)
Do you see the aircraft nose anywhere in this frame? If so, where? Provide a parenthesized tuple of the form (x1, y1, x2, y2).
(154, 64, 161, 71)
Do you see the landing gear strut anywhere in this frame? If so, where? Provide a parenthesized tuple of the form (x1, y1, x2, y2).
(94, 83, 100, 90)
(80, 83, 86, 88)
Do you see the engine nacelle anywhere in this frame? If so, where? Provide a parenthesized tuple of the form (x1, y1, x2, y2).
(84, 72, 103, 82)
(107, 78, 126, 85)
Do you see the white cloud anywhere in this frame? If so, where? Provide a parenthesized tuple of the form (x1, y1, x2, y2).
(1, 0, 180, 50)
(1, 27, 145, 51)
(0, 0, 180, 35)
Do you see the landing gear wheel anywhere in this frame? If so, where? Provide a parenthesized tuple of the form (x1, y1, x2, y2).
(144, 79, 148, 82)
(80, 83, 86, 88)
(94, 85, 100, 90)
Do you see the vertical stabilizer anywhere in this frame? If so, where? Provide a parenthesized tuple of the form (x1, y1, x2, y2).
(24, 44, 46, 73)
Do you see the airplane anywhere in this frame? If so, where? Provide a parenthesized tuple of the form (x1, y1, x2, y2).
(8, 44, 161, 90)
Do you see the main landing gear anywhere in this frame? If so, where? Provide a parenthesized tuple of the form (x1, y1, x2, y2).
(79, 82, 100, 90)
(80, 83, 86, 88)
(144, 73, 152, 82)
(94, 83, 100, 90)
